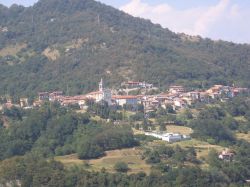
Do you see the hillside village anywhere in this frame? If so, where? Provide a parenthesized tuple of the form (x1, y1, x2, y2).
(1, 79, 248, 114)
(1, 0, 250, 185)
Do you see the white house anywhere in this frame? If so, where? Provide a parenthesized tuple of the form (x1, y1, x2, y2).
(169, 85, 185, 94)
(145, 132, 190, 143)
(161, 133, 183, 142)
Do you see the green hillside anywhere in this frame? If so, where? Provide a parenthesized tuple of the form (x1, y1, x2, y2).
(0, 0, 250, 98)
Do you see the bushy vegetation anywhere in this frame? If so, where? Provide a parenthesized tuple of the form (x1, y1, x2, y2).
(114, 162, 129, 173)
(1, 95, 250, 186)
(190, 95, 250, 145)
(0, 155, 233, 187)
(143, 145, 198, 165)
(0, 0, 250, 99)
(0, 103, 137, 160)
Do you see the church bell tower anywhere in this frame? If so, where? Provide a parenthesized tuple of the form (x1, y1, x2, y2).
(99, 78, 103, 92)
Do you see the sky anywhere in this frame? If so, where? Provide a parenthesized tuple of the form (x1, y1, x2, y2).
(1, 0, 250, 43)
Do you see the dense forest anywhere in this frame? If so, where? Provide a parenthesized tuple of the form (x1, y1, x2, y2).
(0, 0, 250, 98)
(0, 95, 250, 186)
(0, 102, 137, 160)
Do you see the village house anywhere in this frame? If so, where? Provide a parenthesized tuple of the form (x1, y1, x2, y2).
(232, 87, 249, 97)
(199, 92, 210, 102)
(173, 98, 187, 110)
(124, 81, 153, 89)
(187, 91, 201, 101)
(3, 99, 14, 109)
(219, 149, 235, 161)
(112, 95, 138, 107)
(49, 91, 63, 101)
(38, 92, 49, 101)
(0, 26, 8, 33)
(125, 81, 141, 88)
(60, 95, 87, 107)
(142, 96, 160, 112)
(33, 100, 43, 107)
(169, 85, 185, 94)
(20, 98, 29, 108)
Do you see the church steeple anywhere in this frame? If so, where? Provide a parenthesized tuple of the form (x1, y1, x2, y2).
(99, 78, 103, 92)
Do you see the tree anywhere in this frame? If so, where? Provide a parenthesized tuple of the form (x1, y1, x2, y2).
(159, 124, 166, 131)
(0, 119, 3, 128)
(77, 140, 104, 159)
(114, 162, 129, 173)
(207, 149, 221, 168)
(166, 105, 175, 114)
(146, 151, 161, 164)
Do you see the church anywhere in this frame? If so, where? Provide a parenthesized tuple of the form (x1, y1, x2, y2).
(86, 79, 112, 105)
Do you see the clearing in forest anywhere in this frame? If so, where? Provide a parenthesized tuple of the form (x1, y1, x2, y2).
(55, 147, 151, 174)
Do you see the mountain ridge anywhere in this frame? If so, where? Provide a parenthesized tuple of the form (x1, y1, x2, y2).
(0, 0, 249, 98)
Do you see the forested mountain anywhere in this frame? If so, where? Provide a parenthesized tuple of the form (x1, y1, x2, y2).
(0, 0, 250, 98)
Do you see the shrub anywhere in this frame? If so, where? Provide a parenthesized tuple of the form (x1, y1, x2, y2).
(114, 162, 129, 173)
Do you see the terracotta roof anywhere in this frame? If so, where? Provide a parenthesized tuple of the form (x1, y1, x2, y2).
(112, 95, 138, 99)
(169, 85, 184, 88)
(61, 95, 87, 101)
(87, 91, 102, 95)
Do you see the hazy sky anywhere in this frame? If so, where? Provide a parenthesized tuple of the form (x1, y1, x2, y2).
(1, 0, 250, 43)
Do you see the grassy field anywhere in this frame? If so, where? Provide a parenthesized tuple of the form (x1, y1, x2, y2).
(133, 125, 193, 135)
(236, 132, 250, 142)
(148, 138, 224, 169)
(132, 128, 145, 135)
(166, 125, 193, 135)
(76, 109, 87, 114)
(234, 116, 247, 122)
(0, 43, 27, 57)
(135, 124, 224, 165)
(55, 147, 151, 174)
(42, 47, 60, 61)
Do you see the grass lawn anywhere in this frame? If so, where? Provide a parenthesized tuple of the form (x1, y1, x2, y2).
(76, 109, 87, 113)
(166, 125, 193, 135)
(91, 115, 102, 121)
(133, 125, 193, 135)
(234, 116, 247, 122)
(0, 43, 27, 57)
(236, 132, 250, 142)
(132, 128, 145, 135)
(55, 147, 151, 174)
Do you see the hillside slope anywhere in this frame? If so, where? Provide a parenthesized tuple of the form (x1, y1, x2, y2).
(0, 0, 250, 98)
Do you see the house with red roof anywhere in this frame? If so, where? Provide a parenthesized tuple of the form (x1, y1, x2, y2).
(112, 95, 138, 107)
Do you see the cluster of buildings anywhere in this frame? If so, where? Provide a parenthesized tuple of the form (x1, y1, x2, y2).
(32, 79, 148, 110)
(0, 26, 8, 33)
(145, 131, 191, 143)
(218, 149, 235, 162)
(139, 84, 249, 112)
(122, 81, 153, 89)
(1, 79, 249, 113)
(33, 79, 112, 109)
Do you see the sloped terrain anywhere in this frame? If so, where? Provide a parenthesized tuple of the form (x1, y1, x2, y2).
(0, 0, 249, 98)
